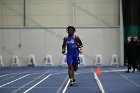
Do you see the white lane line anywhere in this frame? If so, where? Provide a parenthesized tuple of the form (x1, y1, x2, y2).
(23, 74, 52, 93)
(0, 73, 17, 78)
(56, 75, 68, 93)
(94, 73, 105, 93)
(12, 68, 55, 93)
(118, 73, 140, 88)
(0, 72, 32, 84)
(102, 68, 140, 88)
(0, 71, 30, 78)
(0, 74, 30, 88)
(102, 69, 127, 73)
(90, 68, 105, 93)
(11, 73, 43, 93)
(62, 79, 70, 93)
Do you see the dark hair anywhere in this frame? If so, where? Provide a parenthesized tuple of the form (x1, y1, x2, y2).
(66, 26, 76, 31)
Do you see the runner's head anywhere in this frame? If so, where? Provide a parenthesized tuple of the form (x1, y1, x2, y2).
(66, 26, 76, 36)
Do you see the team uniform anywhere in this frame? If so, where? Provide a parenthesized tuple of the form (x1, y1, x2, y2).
(65, 35, 79, 71)
(62, 26, 83, 86)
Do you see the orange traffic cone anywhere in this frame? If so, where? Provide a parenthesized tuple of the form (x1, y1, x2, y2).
(96, 66, 101, 76)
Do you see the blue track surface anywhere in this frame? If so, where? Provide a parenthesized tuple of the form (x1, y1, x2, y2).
(0, 66, 139, 93)
(99, 72, 140, 93)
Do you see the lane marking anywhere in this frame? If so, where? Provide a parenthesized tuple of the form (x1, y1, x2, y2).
(91, 68, 105, 93)
(118, 73, 140, 88)
(23, 74, 52, 93)
(104, 68, 140, 88)
(11, 73, 43, 93)
(56, 75, 68, 93)
(11, 68, 55, 93)
(0, 73, 17, 78)
(0, 71, 32, 78)
(0, 72, 34, 84)
(61, 69, 104, 93)
(93, 73, 105, 93)
(62, 79, 70, 93)
(0, 74, 30, 88)
(0, 86, 101, 89)
(102, 69, 127, 73)
(0, 71, 38, 83)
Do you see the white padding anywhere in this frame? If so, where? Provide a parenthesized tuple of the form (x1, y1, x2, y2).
(79, 54, 86, 66)
(95, 54, 103, 66)
(111, 54, 119, 66)
(11, 55, 20, 67)
(61, 55, 67, 66)
(45, 55, 54, 66)
(28, 55, 36, 66)
(0, 56, 4, 67)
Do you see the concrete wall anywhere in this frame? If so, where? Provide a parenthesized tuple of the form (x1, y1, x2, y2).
(0, 0, 23, 27)
(0, 0, 122, 66)
(0, 27, 122, 66)
(0, 0, 119, 27)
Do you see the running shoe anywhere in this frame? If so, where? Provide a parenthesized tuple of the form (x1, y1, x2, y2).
(70, 80, 74, 86)
(73, 79, 76, 84)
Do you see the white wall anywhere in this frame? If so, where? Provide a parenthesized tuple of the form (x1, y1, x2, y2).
(0, 0, 23, 27)
(0, 27, 122, 66)
(0, 0, 119, 27)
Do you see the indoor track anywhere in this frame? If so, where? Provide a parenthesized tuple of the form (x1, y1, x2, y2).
(0, 66, 139, 93)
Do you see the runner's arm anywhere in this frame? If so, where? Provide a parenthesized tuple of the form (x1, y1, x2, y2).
(62, 37, 66, 54)
(75, 36, 83, 54)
